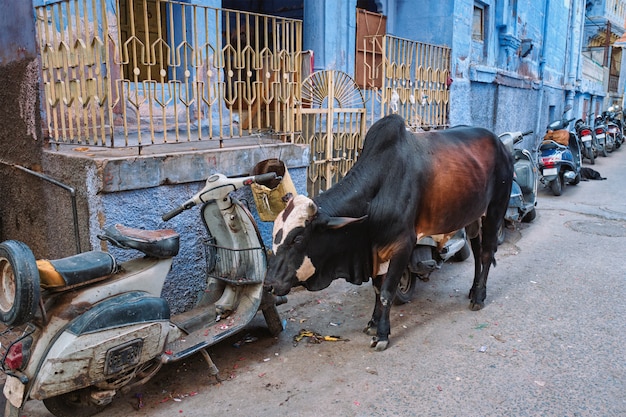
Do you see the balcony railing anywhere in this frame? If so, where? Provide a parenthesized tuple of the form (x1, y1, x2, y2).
(34, 0, 303, 149)
(359, 34, 451, 130)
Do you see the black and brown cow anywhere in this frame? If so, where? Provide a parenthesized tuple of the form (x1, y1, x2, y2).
(265, 114, 514, 351)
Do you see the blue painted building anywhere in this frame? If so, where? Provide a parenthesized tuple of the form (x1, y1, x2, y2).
(255, 0, 626, 142)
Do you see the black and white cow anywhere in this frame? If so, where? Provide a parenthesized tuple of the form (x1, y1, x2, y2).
(266, 114, 514, 350)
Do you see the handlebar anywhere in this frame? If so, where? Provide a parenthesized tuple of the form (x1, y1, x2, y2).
(161, 172, 280, 221)
(522, 130, 534, 136)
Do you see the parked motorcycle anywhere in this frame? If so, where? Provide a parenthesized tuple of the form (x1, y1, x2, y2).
(574, 117, 597, 164)
(394, 228, 470, 305)
(497, 129, 539, 243)
(603, 109, 623, 150)
(539, 127, 582, 196)
(593, 115, 609, 157)
(0, 171, 286, 417)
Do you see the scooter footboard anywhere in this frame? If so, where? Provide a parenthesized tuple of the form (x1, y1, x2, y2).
(29, 292, 170, 401)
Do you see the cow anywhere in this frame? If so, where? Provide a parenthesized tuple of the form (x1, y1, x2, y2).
(265, 114, 514, 351)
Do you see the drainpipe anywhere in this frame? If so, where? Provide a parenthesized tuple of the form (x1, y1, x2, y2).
(565, 0, 579, 115)
(534, 0, 552, 144)
(10, 164, 82, 254)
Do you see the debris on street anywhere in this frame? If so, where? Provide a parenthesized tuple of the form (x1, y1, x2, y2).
(292, 329, 349, 346)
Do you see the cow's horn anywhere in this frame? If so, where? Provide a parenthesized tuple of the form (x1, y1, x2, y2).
(306, 201, 318, 218)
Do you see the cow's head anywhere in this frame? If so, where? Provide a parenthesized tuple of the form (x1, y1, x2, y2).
(266, 195, 367, 296)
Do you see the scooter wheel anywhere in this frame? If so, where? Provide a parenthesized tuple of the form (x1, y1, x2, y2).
(522, 208, 537, 222)
(452, 239, 472, 261)
(0, 240, 40, 326)
(550, 175, 563, 196)
(262, 304, 284, 336)
(393, 268, 416, 305)
(43, 387, 109, 417)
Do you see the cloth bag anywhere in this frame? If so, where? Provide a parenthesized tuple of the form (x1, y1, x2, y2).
(251, 159, 296, 222)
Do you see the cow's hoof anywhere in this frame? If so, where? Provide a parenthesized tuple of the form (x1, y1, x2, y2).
(370, 337, 389, 351)
(363, 325, 377, 336)
(469, 301, 484, 311)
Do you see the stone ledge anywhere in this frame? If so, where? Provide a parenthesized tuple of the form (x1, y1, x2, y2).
(44, 141, 309, 193)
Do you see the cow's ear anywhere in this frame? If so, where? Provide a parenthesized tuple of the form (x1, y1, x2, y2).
(326, 215, 368, 229)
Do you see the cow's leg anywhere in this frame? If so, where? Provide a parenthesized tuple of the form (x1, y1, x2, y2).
(364, 274, 384, 336)
(466, 220, 483, 303)
(468, 234, 483, 303)
(369, 242, 412, 351)
(469, 203, 506, 310)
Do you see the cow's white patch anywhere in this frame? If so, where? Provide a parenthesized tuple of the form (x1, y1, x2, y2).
(377, 261, 390, 275)
(272, 195, 316, 253)
(296, 255, 316, 281)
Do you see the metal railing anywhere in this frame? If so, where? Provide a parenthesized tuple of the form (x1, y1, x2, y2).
(34, 0, 303, 149)
(360, 34, 451, 130)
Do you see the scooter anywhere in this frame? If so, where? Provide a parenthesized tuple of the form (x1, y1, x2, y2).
(539, 127, 582, 196)
(394, 228, 470, 305)
(593, 115, 609, 157)
(603, 109, 622, 151)
(574, 117, 597, 164)
(498, 129, 539, 243)
(0, 171, 285, 417)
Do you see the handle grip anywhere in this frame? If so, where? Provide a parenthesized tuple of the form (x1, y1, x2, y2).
(522, 130, 534, 136)
(254, 172, 279, 183)
(162, 206, 185, 221)
(162, 200, 195, 221)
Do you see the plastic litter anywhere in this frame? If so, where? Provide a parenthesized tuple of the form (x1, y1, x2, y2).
(292, 329, 349, 346)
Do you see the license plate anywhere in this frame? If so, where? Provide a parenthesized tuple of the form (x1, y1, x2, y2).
(582, 135, 592, 142)
(596, 133, 605, 139)
(543, 167, 558, 176)
(3, 375, 25, 408)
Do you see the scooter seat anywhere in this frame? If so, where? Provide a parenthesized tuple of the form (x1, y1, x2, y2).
(38, 251, 116, 289)
(98, 224, 180, 258)
(540, 140, 567, 150)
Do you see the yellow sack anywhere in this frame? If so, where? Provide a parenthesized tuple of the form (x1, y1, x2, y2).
(543, 129, 570, 147)
(251, 159, 297, 222)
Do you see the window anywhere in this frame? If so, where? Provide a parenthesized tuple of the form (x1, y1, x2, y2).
(472, 5, 484, 41)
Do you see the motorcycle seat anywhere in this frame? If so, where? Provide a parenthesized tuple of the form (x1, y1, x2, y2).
(540, 140, 568, 151)
(98, 224, 180, 259)
(38, 251, 116, 290)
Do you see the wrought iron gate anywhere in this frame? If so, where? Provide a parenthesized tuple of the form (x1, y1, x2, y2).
(296, 71, 366, 197)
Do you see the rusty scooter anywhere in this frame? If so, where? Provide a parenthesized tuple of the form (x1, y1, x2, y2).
(0, 171, 285, 417)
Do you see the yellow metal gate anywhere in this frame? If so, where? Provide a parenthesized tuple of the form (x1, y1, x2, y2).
(296, 71, 366, 197)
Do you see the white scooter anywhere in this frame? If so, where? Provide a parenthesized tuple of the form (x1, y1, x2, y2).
(0, 172, 285, 417)
(498, 129, 539, 243)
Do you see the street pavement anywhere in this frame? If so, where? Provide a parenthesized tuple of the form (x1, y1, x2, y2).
(20, 147, 626, 417)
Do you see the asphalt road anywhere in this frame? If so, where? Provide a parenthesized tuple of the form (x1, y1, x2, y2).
(20, 148, 626, 417)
